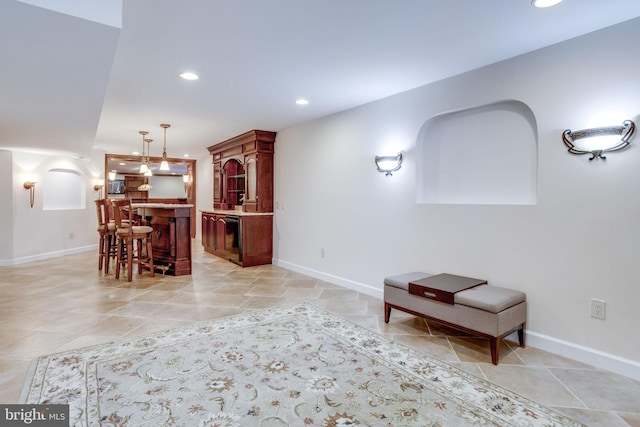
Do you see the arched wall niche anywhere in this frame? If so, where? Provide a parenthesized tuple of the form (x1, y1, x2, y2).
(43, 168, 86, 211)
(416, 99, 538, 205)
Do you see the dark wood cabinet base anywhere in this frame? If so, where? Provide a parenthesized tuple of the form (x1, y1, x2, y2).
(202, 211, 272, 267)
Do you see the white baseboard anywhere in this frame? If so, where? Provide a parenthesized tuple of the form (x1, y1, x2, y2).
(525, 331, 640, 381)
(273, 258, 640, 381)
(273, 259, 383, 299)
(0, 245, 96, 266)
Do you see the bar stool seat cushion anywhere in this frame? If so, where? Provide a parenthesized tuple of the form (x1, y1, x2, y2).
(97, 223, 116, 232)
(116, 225, 153, 236)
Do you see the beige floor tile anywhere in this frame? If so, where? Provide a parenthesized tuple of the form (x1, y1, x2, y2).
(556, 407, 635, 427)
(282, 287, 324, 299)
(448, 336, 524, 365)
(319, 288, 359, 300)
(0, 331, 78, 359)
(80, 315, 152, 337)
(202, 293, 251, 307)
(323, 298, 368, 315)
(549, 368, 640, 413)
(213, 284, 255, 295)
(53, 335, 121, 352)
(106, 301, 167, 317)
(0, 243, 637, 427)
(481, 365, 585, 407)
(619, 412, 640, 427)
(282, 278, 319, 288)
(246, 285, 287, 297)
(447, 361, 486, 378)
(392, 335, 458, 362)
(241, 296, 289, 309)
(0, 359, 31, 385)
(517, 345, 596, 369)
(0, 370, 28, 403)
(124, 318, 197, 337)
(380, 315, 430, 335)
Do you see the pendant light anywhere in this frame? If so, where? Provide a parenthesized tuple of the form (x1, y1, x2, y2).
(144, 138, 153, 176)
(138, 131, 149, 173)
(159, 123, 171, 171)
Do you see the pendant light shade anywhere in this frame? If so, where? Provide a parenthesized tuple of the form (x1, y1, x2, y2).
(144, 138, 153, 176)
(159, 123, 171, 171)
(138, 130, 149, 173)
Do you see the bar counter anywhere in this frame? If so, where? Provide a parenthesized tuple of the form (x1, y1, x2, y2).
(132, 203, 193, 276)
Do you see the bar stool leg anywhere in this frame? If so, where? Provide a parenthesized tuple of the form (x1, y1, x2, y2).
(126, 239, 134, 282)
(115, 238, 122, 280)
(136, 239, 143, 275)
(98, 233, 105, 271)
(147, 237, 154, 277)
(104, 234, 114, 274)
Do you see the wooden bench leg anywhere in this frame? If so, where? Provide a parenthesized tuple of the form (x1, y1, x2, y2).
(384, 303, 391, 323)
(490, 337, 499, 365)
(518, 324, 526, 348)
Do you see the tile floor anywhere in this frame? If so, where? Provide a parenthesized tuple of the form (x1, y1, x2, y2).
(1, 243, 639, 427)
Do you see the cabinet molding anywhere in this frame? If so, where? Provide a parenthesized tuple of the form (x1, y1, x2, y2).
(207, 130, 276, 213)
(204, 130, 276, 267)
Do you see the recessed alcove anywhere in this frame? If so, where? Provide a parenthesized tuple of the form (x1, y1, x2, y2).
(416, 100, 538, 205)
(43, 168, 86, 210)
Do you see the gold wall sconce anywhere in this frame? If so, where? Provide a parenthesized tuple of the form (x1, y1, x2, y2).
(23, 181, 36, 208)
(562, 119, 636, 161)
(375, 152, 403, 176)
(93, 179, 104, 199)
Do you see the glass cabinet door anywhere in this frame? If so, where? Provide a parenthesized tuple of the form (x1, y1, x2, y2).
(245, 154, 257, 205)
(213, 161, 221, 205)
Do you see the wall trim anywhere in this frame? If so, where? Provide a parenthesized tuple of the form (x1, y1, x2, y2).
(273, 259, 383, 299)
(0, 244, 96, 266)
(525, 331, 640, 381)
(274, 258, 639, 381)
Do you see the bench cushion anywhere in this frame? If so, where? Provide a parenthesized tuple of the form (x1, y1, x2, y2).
(384, 272, 526, 314)
(384, 272, 432, 290)
(455, 285, 526, 314)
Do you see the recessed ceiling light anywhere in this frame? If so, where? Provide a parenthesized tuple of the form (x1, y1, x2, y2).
(179, 72, 199, 80)
(296, 99, 309, 105)
(531, 0, 562, 7)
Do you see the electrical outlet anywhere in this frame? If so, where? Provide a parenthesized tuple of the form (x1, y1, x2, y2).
(591, 299, 606, 320)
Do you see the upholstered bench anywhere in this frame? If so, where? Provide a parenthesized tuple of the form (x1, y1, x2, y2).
(384, 272, 526, 365)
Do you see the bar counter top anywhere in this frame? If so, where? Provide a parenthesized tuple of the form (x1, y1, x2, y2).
(133, 203, 194, 209)
(200, 209, 273, 217)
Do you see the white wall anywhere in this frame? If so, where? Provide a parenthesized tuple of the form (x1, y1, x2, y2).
(6, 151, 103, 264)
(273, 18, 640, 377)
(0, 151, 15, 259)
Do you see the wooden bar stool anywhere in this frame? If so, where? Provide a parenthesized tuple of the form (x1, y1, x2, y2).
(112, 199, 155, 282)
(94, 199, 116, 273)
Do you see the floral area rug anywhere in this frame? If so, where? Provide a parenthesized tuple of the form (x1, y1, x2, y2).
(21, 303, 584, 426)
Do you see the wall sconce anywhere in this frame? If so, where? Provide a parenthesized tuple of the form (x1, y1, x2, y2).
(93, 179, 104, 199)
(562, 119, 636, 161)
(375, 152, 403, 176)
(23, 181, 36, 208)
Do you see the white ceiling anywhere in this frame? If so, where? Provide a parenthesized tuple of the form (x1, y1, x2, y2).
(2, 0, 640, 160)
